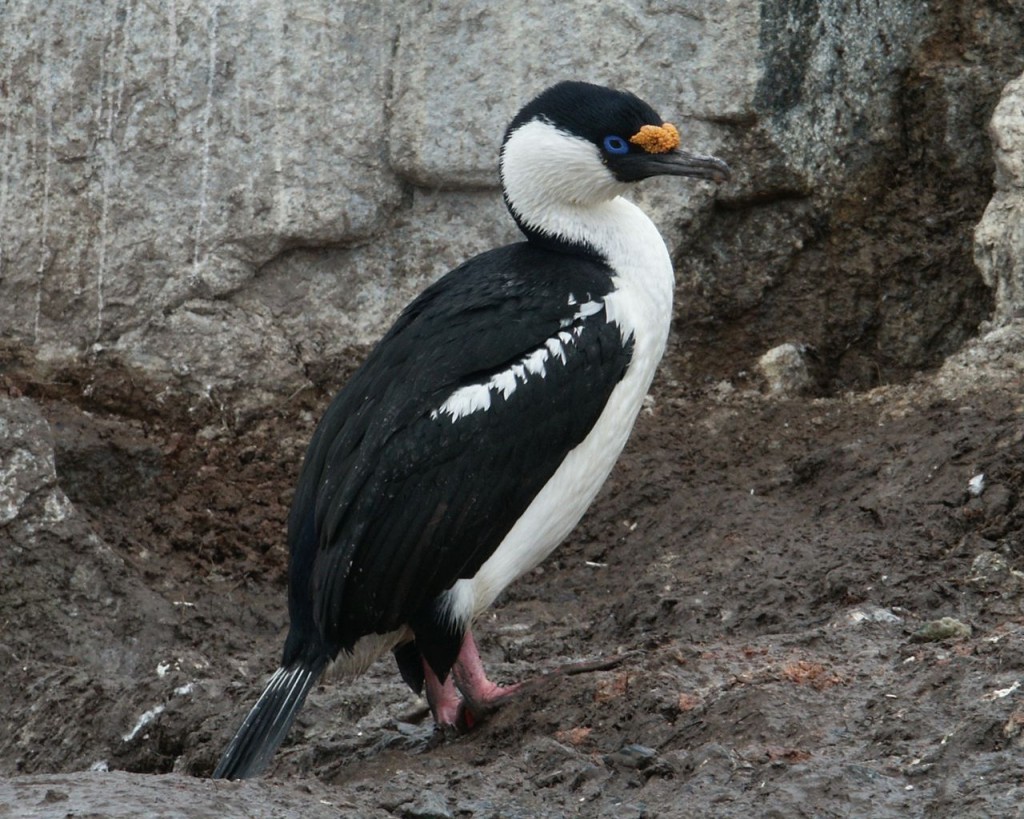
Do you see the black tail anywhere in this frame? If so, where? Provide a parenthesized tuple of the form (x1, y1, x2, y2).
(212, 657, 328, 780)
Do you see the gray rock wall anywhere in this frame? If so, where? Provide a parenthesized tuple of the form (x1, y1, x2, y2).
(1, 1, 1021, 408)
(938, 69, 1024, 395)
(2, 2, 405, 406)
(975, 72, 1024, 324)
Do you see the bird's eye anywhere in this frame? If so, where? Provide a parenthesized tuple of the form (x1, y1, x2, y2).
(602, 135, 630, 155)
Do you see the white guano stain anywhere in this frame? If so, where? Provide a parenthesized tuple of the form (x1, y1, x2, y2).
(190, 1, 219, 287)
(33, 9, 55, 344)
(122, 704, 166, 742)
(0, 54, 12, 280)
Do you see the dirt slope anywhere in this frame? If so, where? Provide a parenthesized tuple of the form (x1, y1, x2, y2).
(2, 344, 1022, 817)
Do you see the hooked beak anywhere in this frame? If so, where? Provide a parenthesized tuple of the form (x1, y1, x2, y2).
(613, 148, 731, 184)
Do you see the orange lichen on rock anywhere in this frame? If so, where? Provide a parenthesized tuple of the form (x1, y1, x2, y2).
(594, 671, 630, 702)
(554, 726, 593, 746)
(629, 122, 680, 154)
(781, 660, 844, 690)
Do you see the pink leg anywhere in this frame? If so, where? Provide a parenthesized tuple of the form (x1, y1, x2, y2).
(421, 629, 630, 733)
(451, 630, 523, 720)
(422, 657, 462, 726)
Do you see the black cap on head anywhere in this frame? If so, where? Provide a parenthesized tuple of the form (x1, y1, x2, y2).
(505, 81, 663, 147)
(504, 81, 730, 185)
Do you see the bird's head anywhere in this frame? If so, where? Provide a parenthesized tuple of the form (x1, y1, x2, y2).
(500, 81, 730, 234)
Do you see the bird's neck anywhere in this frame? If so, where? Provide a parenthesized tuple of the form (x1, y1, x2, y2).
(509, 188, 676, 366)
(510, 194, 643, 256)
(506, 176, 674, 299)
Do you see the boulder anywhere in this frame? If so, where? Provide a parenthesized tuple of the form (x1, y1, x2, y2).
(1, 2, 1021, 406)
(974, 72, 1024, 324)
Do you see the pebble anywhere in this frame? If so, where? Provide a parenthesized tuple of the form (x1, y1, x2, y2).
(911, 617, 972, 643)
(403, 791, 453, 819)
(758, 343, 815, 396)
(968, 550, 1024, 592)
(604, 744, 657, 770)
(845, 605, 903, 626)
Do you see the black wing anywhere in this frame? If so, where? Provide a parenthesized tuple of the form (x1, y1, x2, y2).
(283, 242, 633, 665)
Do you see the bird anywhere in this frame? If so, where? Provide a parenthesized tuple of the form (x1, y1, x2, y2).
(212, 80, 730, 780)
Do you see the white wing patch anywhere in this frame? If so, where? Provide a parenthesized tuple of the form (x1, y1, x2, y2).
(561, 296, 602, 327)
(523, 347, 548, 376)
(434, 382, 492, 420)
(545, 337, 567, 363)
(430, 300, 607, 423)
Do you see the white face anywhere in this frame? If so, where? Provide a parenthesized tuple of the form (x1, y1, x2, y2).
(500, 118, 634, 227)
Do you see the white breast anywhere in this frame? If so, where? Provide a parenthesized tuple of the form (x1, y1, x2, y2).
(445, 191, 675, 626)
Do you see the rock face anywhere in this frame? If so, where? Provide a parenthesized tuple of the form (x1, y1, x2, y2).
(1, 2, 404, 406)
(3, 1, 1021, 408)
(975, 72, 1024, 324)
(937, 69, 1024, 395)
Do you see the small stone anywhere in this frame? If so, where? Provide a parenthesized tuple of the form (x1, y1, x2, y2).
(845, 605, 903, 626)
(41, 789, 69, 804)
(967, 551, 1023, 591)
(570, 763, 607, 788)
(402, 791, 453, 819)
(911, 617, 972, 643)
(605, 744, 657, 770)
(598, 802, 649, 819)
(757, 343, 815, 396)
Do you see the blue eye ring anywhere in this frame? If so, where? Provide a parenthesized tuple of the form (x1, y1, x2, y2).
(602, 135, 630, 155)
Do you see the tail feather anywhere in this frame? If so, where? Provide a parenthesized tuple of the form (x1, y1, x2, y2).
(212, 657, 327, 780)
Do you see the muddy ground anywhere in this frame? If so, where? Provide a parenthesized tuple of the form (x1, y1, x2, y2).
(1, 337, 1023, 818)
